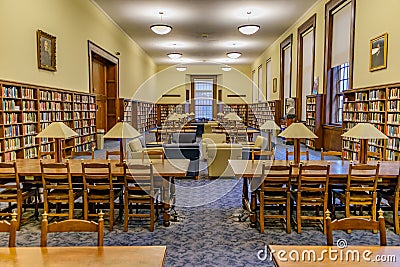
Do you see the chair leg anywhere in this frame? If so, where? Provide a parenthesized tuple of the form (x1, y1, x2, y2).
(259, 193, 264, 234)
(110, 200, 114, 231)
(83, 193, 88, 221)
(124, 196, 129, 232)
(394, 197, 399, 235)
(286, 194, 291, 234)
(150, 198, 155, 232)
(297, 194, 301, 234)
(17, 200, 23, 230)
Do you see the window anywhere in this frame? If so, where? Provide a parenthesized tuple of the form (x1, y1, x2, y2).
(332, 62, 350, 123)
(280, 34, 293, 115)
(258, 65, 263, 102)
(252, 70, 257, 103)
(193, 78, 214, 120)
(266, 59, 271, 100)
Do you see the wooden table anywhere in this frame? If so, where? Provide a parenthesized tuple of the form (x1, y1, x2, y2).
(0, 246, 166, 267)
(150, 129, 196, 142)
(229, 160, 400, 227)
(14, 158, 189, 227)
(212, 129, 259, 141)
(268, 245, 400, 266)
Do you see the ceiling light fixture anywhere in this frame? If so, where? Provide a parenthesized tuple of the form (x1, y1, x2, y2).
(167, 44, 182, 59)
(221, 66, 232, 72)
(238, 11, 260, 35)
(226, 52, 242, 59)
(150, 12, 172, 35)
(176, 66, 187, 72)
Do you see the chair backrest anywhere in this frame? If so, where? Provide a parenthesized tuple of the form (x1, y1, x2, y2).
(142, 148, 164, 162)
(326, 210, 386, 246)
(73, 147, 95, 159)
(38, 150, 55, 159)
(81, 161, 113, 191)
(395, 167, 400, 193)
(261, 164, 292, 194)
(0, 161, 21, 192)
(320, 148, 343, 161)
(202, 133, 226, 144)
(106, 150, 120, 160)
(286, 148, 309, 161)
(252, 149, 274, 161)
(298, 163, 330, 194)
(124, 163, 155, 197)
(347, 162, 380, 194)
(0, 212, 17, 247)
(367, 150, 383, 161)
(40, 211, 104, 247)
(41, 160, 73, 194)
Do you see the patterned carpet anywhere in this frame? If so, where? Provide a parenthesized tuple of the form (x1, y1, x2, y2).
(0, 139, 399, 267)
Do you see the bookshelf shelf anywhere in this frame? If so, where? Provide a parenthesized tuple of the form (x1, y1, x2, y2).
(305, 94, 323, 150)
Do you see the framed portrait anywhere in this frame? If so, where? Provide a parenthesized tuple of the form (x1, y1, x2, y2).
(272, 78, 277, 93)
(37, 30, 56, 71)
(369, 33, 387, 72)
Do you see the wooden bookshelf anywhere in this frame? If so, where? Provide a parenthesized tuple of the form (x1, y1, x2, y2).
(305, 94, 323, 150)
(156, 104, 183, 126)
(248, 101, 277, 128)
(223, 104, 248, 125)
(342, 83, 400, 161)
(0, 80, 96, 161)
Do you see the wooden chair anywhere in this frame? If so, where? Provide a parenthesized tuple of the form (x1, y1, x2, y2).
(367, 151, 383, 161)
(123, 163, 159, 232)
(0, 211, 17, 247)
(142, 148, 164, 162)
(81, 161, 122, 231)
(0, 162, 37, 229)
(380, 167, 400, 234)
(106, 150, 120, 160)
(293, 162, 330, 234)
(40, 160, 82, 219)
(40, 211, 104, 247)
(320, 148, 344, 161)
(252, 149, 274, 161)
(335, 162, 380, 225)
(258, 163, 293, 234)
(326, 209, 386, 246)
(73, 147, 95, 159)
(286, 148, 309, 161)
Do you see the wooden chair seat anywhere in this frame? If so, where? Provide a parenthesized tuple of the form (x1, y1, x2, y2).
(0, 189, 30, 198)
(40, 211, 104, 247)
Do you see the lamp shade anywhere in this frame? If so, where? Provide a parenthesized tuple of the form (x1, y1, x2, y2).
(278, 123, 317, 139)
(341, 123, 388, 139)
(217, 112, 224, 116)
(225, 113, 242, 121)
(260, 120, 280, 131)
(36, 122, 78, 138)
(189, 112, 195, 116)
(103, 122, 141, 139)
(167, 113, 180, 121)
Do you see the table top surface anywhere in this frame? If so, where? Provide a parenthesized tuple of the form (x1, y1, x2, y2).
(268, 245, 400, 266)
(0, 246, 166, 267)
(229, 160, 400, 178)
(14, 158, 189, 177)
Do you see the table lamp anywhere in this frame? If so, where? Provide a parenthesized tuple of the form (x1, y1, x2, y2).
(103, 122, 141, 166)
(278, 122, 317, 164)
(36, 122, 78, 163)
(341, 123, 388, 164)
(260, 120, 281, 151)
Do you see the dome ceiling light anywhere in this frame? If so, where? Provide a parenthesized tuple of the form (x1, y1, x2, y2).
(167, 44, 182, 59)
(226, 52, 242, 59)
(150, 12, 172, 35)
(176, 66, 187, 72)
(221, 66, 232, 71)
(238, 11, 260, 35)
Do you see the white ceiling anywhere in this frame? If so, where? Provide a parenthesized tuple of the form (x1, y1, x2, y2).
(92, 0, 319, 65)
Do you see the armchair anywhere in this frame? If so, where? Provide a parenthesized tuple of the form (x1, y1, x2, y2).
(206, 144, 242, 178)
(201, 133, 226, 160)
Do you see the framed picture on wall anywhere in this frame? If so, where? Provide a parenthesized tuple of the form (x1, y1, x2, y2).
(37, 30, 56, 71)
(272, 78, 278, 93)
(369, 33, 387, 72)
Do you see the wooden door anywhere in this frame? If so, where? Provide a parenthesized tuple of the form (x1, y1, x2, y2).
(92, 58, 107, 131)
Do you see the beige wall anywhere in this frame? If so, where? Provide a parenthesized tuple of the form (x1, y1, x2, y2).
(138, 64, 252, 104)
(0, 0, 156, 97)
(353, 0, 400, 88)
(252, 0, 400, 100)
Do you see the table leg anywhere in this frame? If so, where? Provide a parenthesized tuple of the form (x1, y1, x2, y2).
(162, 176, 175, 227)
(242, 178, 249, 209)
(250, 190, 257, 228)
